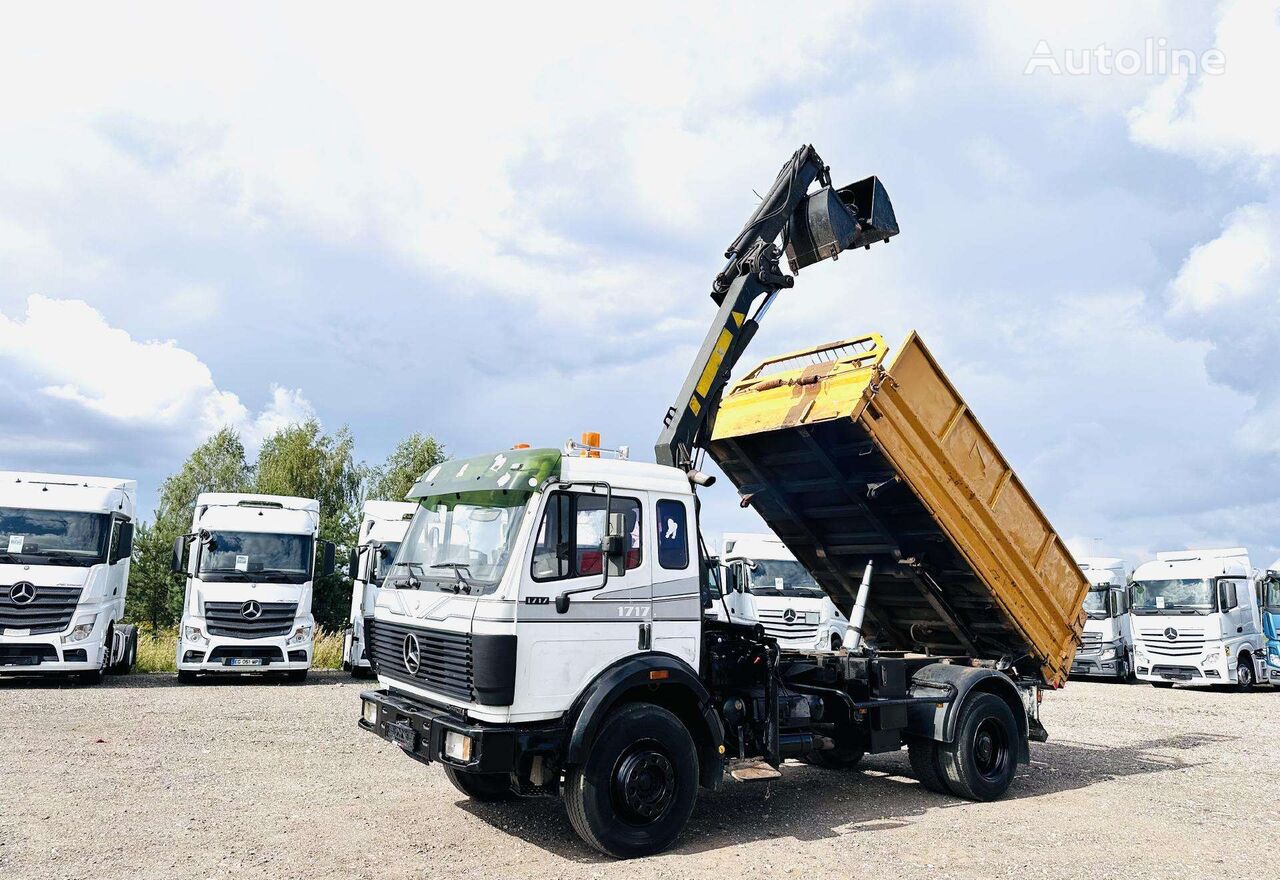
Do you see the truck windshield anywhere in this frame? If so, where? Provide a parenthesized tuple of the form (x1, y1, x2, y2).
(0, 507, 110, 566)
(1082, 589, 1109, 619)
(1263, 579, 1280, 612)
(1131, 578, 1215, 615)
(199, 531, 313, 583)
(746, 558, 824, 598)
(390, 497, 526, 594)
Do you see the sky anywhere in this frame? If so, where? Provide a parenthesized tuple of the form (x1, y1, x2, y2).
(1, 1, 1278, 571)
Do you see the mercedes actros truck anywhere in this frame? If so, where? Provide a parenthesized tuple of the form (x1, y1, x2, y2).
(1132, 548, 1264, 689)
(356, 145, 1088, 858)
(722, 532, 849, 651)
(0, 471, 138, 682)
(173, 493, 334, 683)
(343, 500, 416, 677)
(1069, 557, 1133, 681)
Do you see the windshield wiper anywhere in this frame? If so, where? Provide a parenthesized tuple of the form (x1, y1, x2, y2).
(0, 551, 22, 564)
(34, 550, 94, 567)
(430, 562, 475, 594)
(201, 569, 253, 581)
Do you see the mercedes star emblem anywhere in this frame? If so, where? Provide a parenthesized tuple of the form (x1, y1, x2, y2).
(8, 581, 36, 605)
(403, 633, 422, 675)
(241, 600, 263, 620)
(782, 608, 797, 623)
(1164, 627, 1178, 641)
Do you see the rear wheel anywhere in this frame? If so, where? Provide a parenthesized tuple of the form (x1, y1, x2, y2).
(937, 693, 1019, 801)
(564, 702, 698, 859)
(908, 739, 950, 794)
(444, 766, 514, 801)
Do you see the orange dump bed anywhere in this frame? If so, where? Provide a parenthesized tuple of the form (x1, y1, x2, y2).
(708, 332, 1088, 686)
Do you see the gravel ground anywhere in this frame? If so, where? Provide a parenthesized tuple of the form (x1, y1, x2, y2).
(2, 671, 1277, 880)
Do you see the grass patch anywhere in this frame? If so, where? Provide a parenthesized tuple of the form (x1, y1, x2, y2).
(131, 626, 346, 673)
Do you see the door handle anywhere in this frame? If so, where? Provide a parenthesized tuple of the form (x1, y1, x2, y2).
(638, 622, 652, 651)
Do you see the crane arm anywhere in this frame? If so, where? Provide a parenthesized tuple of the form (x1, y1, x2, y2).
(654, 145, 898, 471)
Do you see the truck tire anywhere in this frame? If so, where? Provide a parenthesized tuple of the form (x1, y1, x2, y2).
(111, 626, 137, 675)
(178, 670, 198, 684)
(1151, 682, 1174, 689)
(908, 740, 949, 794)
(78, 626, 112, 684)
(563, 702, 698, 859)
(1234, 655, 1255, 691)
(351, 665, 374, 680)
(443, 766, 514, 801)
(937, 693, 1018, 801)
(285, 670, 308, 684)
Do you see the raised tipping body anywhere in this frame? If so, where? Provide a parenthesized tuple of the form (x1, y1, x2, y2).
(708, 332, 1089, 687)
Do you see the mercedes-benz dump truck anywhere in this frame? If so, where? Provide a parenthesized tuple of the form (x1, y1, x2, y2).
(344, 500, 416, 677)
(173, 493, 334, 683)
(1070, 557, 1133, 681)
(357, 145, 1087, 858)
(1132, 548, 1264, 689)
(0, 471, 138, 682)
(723, 532, 849, 650)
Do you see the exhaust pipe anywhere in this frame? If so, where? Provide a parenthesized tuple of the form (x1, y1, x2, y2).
(846, 560, 874, 652)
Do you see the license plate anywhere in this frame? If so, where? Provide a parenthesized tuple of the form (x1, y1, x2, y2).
(224, 658, 265, 667)
(387, 720, 418, 751)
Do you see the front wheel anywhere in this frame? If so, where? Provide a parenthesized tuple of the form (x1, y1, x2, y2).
(444, 766, 514, 801)
(1151, 682, 1174, 689)
(564, 702, 698, 859)
(285, 670, 308, 684)
(1235, 656, 1256, 691)
(937, 693, 1019, 801)
(177, 670, 198, 684)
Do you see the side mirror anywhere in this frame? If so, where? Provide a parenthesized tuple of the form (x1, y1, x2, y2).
(171, 535, 185, 574)
(112, 522, 134, 564)
(322, 541, 337, 577)
(602, 511, 626, 557)
(348, 547, 359, 580)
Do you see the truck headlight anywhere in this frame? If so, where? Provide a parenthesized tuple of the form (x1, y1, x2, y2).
(286, 625, 313, 646)
(1100, 647, 1117, 661)
(361, 700, 378, 725)
(444, 730, 474, 762)
(183, 625, 209, 646)
(61, 616, 98, 644)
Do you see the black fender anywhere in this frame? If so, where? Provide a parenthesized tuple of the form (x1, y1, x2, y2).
(905, 663, 1031, 764)
(565, 652, 725, 788)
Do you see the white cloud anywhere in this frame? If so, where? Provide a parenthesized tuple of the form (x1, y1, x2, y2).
(1168, 202, 1277, 313)
(0, 294, 312, 446)
(1129, 0, 1280, 171)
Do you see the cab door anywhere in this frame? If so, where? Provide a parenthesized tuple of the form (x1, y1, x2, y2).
(515, 486, 650, 715)
(650, 494, 700, 666)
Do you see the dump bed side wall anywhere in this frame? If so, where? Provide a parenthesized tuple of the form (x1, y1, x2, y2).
(869, 334, 1087, 685)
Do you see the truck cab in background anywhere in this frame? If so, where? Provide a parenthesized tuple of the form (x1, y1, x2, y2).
(343, 500, 416, 677)
(1070, 557, 1133, 681)
(1261, 562, 1280, 685)
(173, 493, 335, 683)
(0, 472, 138, 682)
(1132, 548, 1263, 689)
(723, 532, 848, 651)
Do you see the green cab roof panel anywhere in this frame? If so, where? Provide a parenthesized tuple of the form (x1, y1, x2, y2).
(407, 448, 562, 504)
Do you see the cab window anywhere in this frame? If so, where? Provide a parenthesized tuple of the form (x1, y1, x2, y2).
(656, 499, 689, 570)
(531, 492, 642, 581)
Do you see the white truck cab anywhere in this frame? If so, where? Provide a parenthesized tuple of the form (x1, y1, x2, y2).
(1069, 557, 1133, 681)
(1132, 548, 1264, 689)
(0, 472, 138, 682)
(173, 493, 334, 683)
(722, 532, 848, 650)
(343, 500, 416, 677)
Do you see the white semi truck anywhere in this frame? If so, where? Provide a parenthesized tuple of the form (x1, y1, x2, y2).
(357, 147, 1089, 858)
(1132, 548, 1264, 689)
(343, 500, 417, 677)
(0, 471, 138, 682)
(1069, 557, 1133, 681)
(722, 532, 848, 650)
(172, 493, 334, 683)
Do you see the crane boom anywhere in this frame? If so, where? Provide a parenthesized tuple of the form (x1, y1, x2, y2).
(654, 145, 899, 471)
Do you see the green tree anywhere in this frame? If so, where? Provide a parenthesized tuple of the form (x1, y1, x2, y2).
(254, 420, 364, 630)
(127, 428, 254, 630)
(365, 432, 446, 501)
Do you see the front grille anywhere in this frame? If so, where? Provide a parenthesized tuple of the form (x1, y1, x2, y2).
(0, 644, 59, 666)
(1138, 628, 1205, 658)
(758, 609, 820, 640)
(1151, 664, 1201, 678)
(0, 585, 83, 634)
(367, 618, 474, 702)
(204, 601, 297, 639)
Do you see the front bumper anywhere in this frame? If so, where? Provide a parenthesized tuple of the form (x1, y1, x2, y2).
(358, 688, 563, 777)
(0, 620, 108, 673)
(177, 634, 312, 672)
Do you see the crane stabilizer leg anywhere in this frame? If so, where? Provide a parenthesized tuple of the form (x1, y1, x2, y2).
(655, 145, 900, 472)
(846, 560, 874, 652)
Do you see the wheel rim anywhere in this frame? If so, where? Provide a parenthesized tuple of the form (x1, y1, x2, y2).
(1239, 663, 1251, 686)
(971, 718, 1011, 782)
(611, 743, 676, 825)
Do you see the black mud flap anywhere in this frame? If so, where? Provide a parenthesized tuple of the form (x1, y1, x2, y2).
(1028, 716, 1049, 743)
